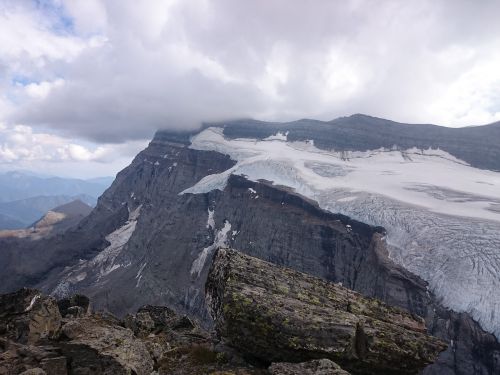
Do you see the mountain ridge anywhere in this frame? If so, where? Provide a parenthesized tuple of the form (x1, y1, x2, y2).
(1, 117, 499, 373)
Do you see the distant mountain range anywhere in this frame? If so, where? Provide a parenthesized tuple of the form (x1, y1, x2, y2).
(0, 171, 112, 229)
(0, 199, 93, 240)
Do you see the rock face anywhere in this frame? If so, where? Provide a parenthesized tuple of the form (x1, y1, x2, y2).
(269, 359, 350, 375)
(0, 288, 61, 345)
(206, 248, 446, 375)
(0, 120, 499, 374)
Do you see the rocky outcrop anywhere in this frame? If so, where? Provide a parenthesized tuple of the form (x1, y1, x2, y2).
(0, 288, 61, 345)
(206, 248, 447, 375)
(0, 289, 268, 374)
(269, 359, 350, 375)
(60, 315, 154, 374)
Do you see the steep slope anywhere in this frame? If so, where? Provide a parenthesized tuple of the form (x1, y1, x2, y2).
(0, 194, 96, 229)
(0, 199, 92, 239)
(1, 117, 499, 374)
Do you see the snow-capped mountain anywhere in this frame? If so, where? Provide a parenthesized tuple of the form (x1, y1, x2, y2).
(1, 114, 500, 374)
(186, 126, 500, 338)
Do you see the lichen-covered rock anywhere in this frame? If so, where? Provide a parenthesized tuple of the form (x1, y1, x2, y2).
(269, 359, 351, 375)
(60, 315, 153, 374)
(206, 248, 447, 375)
(57, 294, 90, 318)
(0, 338, 67, 375)
(0, 288, 61, 344)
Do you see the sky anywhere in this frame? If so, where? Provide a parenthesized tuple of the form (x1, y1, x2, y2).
(1, 0, 500, 178)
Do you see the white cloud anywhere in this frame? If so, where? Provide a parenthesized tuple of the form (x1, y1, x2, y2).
(0, 122, 146, 170)
(25, 79, 65, 99)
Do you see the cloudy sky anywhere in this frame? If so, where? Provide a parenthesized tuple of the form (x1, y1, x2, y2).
(1, 0, 500, 178)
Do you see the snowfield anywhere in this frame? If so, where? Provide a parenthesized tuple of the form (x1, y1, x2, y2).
(184, 127, 500, 338)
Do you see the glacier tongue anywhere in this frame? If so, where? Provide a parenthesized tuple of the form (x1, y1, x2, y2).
(184, 127, 500, 339)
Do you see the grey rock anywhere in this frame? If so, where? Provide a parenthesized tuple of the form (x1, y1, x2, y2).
(206, 248, 446, 375)
(0, 288, 61, 345)
(269, 359, 350, 375)
(60, 315, 153, 374)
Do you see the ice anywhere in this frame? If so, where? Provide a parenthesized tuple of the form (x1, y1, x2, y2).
(190, 220, 232, 277)
(264, 131, 288, 141)
(184, 127, 500, 338)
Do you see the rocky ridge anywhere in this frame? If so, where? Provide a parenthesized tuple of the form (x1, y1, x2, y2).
(0, 247, 446, 374)
(0, 119, 499, 374)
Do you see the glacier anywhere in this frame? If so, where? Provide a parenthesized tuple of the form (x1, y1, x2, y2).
(183, 127, 500, 338)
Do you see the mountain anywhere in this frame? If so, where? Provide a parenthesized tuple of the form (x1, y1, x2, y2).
(0, 171, 112, 203)
(0, 194, 96, 229)
(214, 114, 500, 171)
(0, 199, 93, 240)
(0, 114, 499, 374)
(0, 213, 25, 230)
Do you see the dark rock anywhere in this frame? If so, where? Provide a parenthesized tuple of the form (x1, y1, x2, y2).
(0, 288, 61, 344)
(19, 369, 46, 375)
(0, 338, 66, 375)
(57, 294, 90, 318)
(269, 359, 351, 375)
(60, 315, 153, 374)
(206, 248, 447, 375)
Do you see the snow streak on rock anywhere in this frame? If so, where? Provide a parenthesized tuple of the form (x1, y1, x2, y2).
(52, 205, 142, 298)
(183, 127, 500, 339)
(191, 220, 232, 278)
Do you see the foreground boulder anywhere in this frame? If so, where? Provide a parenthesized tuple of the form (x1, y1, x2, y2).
(0, 288, 61, 345)
(269, 359, 350, 375)
(206, 248, 447, 375)
(60, 315, 153, 374)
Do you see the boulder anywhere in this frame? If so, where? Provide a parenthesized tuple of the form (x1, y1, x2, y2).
(0, 338, 66, 375)
(269, 359, 350, 375)
(0, 288, 61, 344)
(60, 315, 153, 374)
(206, 248, 447, 375)
(57, 294, 90, 318)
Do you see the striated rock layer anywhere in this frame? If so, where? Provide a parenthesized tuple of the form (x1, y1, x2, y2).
(0, 127, 499, 374)
(206, 248, 447, 375)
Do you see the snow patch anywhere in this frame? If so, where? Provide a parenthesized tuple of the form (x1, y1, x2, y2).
(265, 131, 289, 141)
(135, 262, 147, 288)
(207, 208, 215, 229)
(24, 294, 40, 312)
(92, 205, 142, 278)
(51, 205, 142, 297)
(190, 220, 232, 277)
